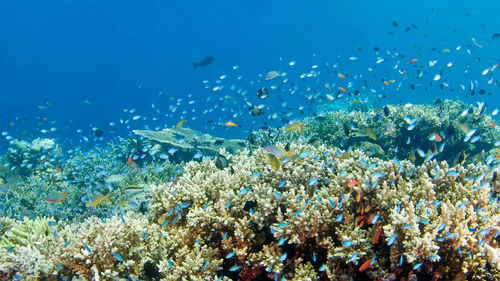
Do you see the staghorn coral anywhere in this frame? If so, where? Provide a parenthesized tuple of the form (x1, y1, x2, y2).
(148, 143, 499, 280)
(57, 212, 177, 280)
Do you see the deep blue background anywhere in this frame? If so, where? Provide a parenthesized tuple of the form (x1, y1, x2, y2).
(0, 0, 499, 148)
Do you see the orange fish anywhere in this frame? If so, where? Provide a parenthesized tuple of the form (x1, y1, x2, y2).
(347, 180, 358, 188)
(408, 58, 418, 64)
(338, 86, 347, 93)
(368, 213, 375, 224)
(354, 216, 364, 227)
(224, 121, 238, 127)
(490, 122, 496, 128)
(344, 215, 350, 223)
(372, 227, 382, 244)
(127, 157, 137, 171)
(359, 220, 365, 227)
(360, 205, 364, 215)
(337, 73, 346, 79)
(356, 189, 361, 202)
(359, 257, 375, 272)
(428, 132, 443, 142)
(383, 80, 389, 86)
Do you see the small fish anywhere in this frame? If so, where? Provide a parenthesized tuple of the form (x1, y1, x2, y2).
(263, 145, 288, 157)
(355, 190, 361, 202)
(342, 240, 353, 248)
(359, 257, 375, 272)
(46, 191, 69, 203)
(174, 119, 186, 129)
(266, 153, 280, 171)
(347, 180, 358, 188)
(112, 253, 124, 262)
(413, 262, 424, 270)
(408, 58, 418, 64)
(263, 69, 282, 81)
(229, 265, 242, 272)
(387, 234, 398, 246)
(226, 252, 236, 259)
(193, 152, 204, 159)
(86, 193, 111, 207)
(319, 264, 326, 271)
(366, 128, 377, 140)
(372, 227, 382, 244)
(285, 122, 305, 135)
(224, 121, 238, 127)
(349, 253, 359, 262)
(428, 133, 442, 142)
(279, 253, 287, 261)
(83, 242, 92, 254)
(193, 56, 215, 70)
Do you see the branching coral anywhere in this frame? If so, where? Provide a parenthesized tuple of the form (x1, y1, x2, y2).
(148, 143, 499, 280)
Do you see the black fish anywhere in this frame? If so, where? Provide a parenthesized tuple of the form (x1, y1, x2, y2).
(215, 154, 229, 170)
(94, 128, 104, 137)
(457, 151, 467, 164)
(392, 21, 399, 28)
(257, 88, 269, 99)
(383, 105, 390, 117)
(193, 56, 215, 70)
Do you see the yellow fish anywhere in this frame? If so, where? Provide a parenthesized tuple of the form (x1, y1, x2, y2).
(86, 193, 111, 207)
(265, 153, 280, 171)
(174, 119, 186, 129)
(409, 152, 416, 163)
(366, 128, 377, 140)
(285, 122, 305, 136)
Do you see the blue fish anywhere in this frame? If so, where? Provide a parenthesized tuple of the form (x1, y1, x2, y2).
(274, 191, 283, 199)
(387, 234, 398, 246)
(413, 262, 423, 270)
(222, 232, 228, 241)
(239, 188, 251, 195)
(279, 253, 287, 261)
(328, 199, 335, 209)
(349, 252, 359, 262)
(226, 252, 236, 259)
(293, 210, 302, 217)
(335, 214, 343, 222)
(83, 243, 92, 254)
(319, 264, 326, 271)
(203, 259, 209, 271)
(342, 240, 352, 248)
(229, 265, 242, 272)
(278, 237, 285, 246)
(112, 252, 124, 262)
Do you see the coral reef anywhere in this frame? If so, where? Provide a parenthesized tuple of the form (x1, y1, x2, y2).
(4, 138, 63, 178)
(131, 127, 246, 163)
(147, 144, 499, 280)
(0, 100, 498, 280)
(253, 100, 499, 167)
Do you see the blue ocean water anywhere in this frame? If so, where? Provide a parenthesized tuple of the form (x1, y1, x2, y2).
(0, 0, 499, 146)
